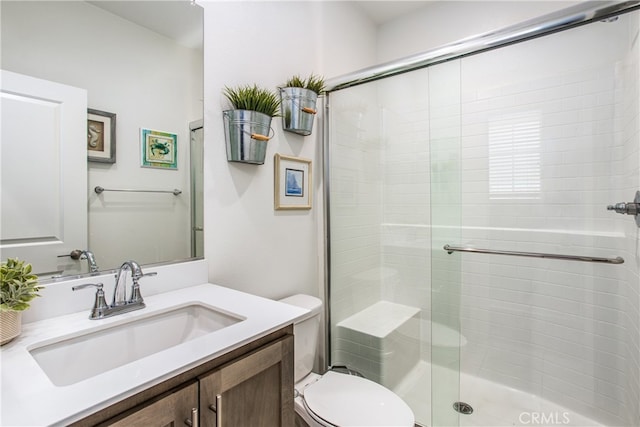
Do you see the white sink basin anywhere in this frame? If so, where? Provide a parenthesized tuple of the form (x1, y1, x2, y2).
(29, 303, 244, 386)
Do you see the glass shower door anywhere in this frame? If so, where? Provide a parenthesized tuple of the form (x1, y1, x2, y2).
(328, 67, 447, 427)
(443, 10, 640, 427)
(328, 6, 640, 427)
(428, 59, 463, 427)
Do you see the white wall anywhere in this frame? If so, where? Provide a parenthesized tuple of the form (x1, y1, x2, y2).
(1, 1, 202, 273)
(201, 1, 376, 300)
(376, 1, 579, 63)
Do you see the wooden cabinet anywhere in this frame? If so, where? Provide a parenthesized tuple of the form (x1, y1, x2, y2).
(103, 382, 198, 427)
(200, 335, 294, 427)
(76, 326, 294, 427)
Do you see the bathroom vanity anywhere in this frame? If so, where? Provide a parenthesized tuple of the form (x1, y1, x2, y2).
(78, 326, 294, 426)
(1, 264, 307, 427)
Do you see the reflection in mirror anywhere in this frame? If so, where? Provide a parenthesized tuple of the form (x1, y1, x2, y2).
(0, 1, 204, 279)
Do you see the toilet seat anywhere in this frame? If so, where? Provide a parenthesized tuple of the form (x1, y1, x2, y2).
(300, 371, 414, 427)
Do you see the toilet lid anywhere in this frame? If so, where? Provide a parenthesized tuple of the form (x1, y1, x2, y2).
(302, 371, 414, 427)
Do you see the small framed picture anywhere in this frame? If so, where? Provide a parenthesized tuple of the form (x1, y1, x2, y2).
(87, 109, 116, 163)
(274, 154, 312, 210)
(140, 128, 178, 170)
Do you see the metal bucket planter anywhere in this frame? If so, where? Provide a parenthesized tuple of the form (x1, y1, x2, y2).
(223, 109, 273, 165)
(280, 87, 318, 136)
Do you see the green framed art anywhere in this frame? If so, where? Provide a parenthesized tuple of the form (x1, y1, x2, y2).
(140, 128, 177, 170)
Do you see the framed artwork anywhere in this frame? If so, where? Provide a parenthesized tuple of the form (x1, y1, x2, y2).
(274, 154, 312, 210)
(87, 109, 116, 163)
(140, 128, 178, 170)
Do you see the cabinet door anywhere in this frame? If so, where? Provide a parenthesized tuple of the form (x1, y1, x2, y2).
(200, 335, 294, 427)
(103, 381, 198, 427)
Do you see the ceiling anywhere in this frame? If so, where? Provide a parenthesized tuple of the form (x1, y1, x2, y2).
(88, 1, 203, 50)
(354, 1, 436, 25)
(88, 0, 434, 51)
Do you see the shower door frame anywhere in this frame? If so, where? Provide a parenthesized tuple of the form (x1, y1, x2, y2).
(323, 0, 640, 425)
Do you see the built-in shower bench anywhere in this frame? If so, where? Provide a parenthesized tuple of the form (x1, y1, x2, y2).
(335, 301, 421, 389)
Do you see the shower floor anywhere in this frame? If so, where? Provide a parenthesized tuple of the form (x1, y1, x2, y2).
(394, 361, 604, 427)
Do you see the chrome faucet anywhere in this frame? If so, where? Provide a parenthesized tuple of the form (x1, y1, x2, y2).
(112, 260, 144, 307)
(57, 249, 99, 273)
(81, 250, 99, 273)
(73, 260, 157, 319)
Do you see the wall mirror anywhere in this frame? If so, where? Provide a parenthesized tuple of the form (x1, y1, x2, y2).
(0, 1, 204, 280)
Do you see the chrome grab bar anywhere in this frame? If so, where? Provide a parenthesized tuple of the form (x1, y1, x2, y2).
(443, 244, 624, 265)
(94, 186, 182, 196)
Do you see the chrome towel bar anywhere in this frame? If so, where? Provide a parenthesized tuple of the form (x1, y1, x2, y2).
(94, 186, 182, 196)
(443, 244, 624, 265)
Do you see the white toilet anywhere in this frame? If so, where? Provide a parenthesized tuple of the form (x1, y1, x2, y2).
(279, 294, 415, 427)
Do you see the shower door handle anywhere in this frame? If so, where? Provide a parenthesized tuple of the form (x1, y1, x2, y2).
(607, 191, 640, 227)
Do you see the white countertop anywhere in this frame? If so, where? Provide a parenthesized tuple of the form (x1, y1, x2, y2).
(1, 283, 308, 426)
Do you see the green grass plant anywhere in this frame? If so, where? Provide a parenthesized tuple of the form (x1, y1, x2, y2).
(284, 73, 325, 95)
(223, 85, 280, 117)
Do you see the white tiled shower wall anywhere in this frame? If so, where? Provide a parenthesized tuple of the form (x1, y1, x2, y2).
(329, 83, 384, 329)
(455, 15, 637, 426)
(379, 70, 432, 360)
(622, 12, 640, 427)
(330, 71, 434, 373)
(330, 10, 640, 427)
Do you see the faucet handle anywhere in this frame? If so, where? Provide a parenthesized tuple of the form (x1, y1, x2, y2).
(128, 272, 156, 305)
(72, 283, 109, 319)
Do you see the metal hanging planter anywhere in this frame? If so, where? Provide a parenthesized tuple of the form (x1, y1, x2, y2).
(223, 109, 274, 165)
(280, 87, 319, 136)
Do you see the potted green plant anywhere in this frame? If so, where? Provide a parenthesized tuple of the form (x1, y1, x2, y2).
(222, 84, 280, 165)
(280, 74, 325, 136)
(1, 258, 42, 345)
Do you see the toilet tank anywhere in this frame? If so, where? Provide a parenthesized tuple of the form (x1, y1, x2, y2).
(279, 294, 322, 383)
